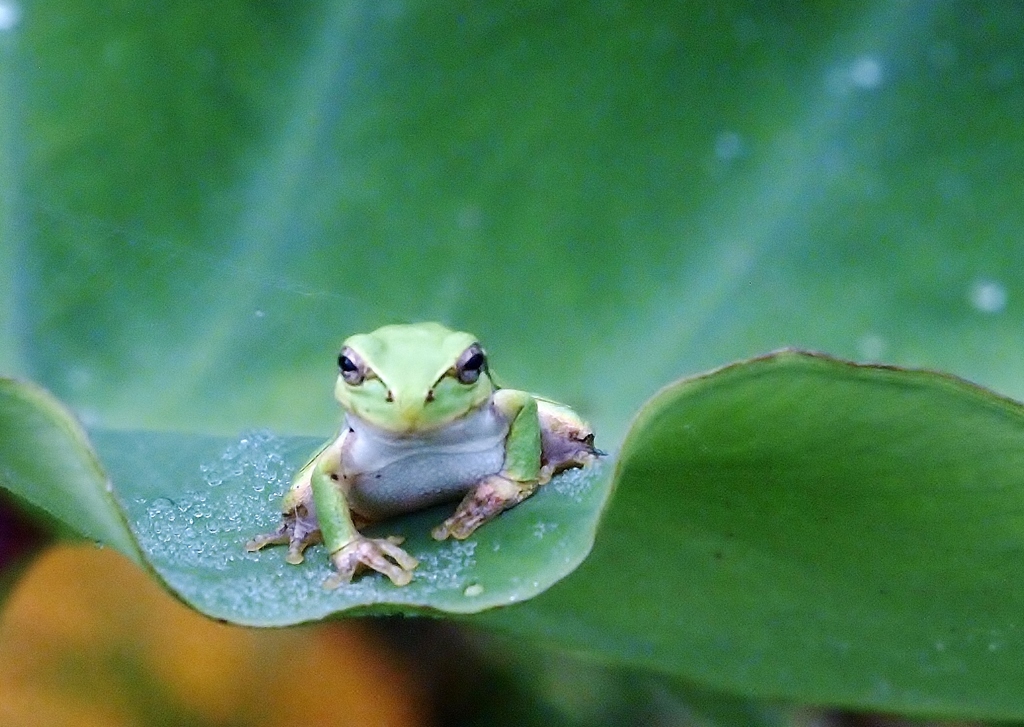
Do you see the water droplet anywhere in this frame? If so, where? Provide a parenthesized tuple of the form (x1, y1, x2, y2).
(969, 279, 1007, 314)
(550, 466, 596, 503)
(827, 54, 885, 95)
(714, 131, 744, 162)
(857, 333, 886, 361)
(0, 1, 21, 31)
(849, 55, 883, 89)
(456, 204, 483, 230)
(533, 522, 558, 539)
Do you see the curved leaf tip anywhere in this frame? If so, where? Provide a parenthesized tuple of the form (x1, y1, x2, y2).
(0, 378, 139, 561)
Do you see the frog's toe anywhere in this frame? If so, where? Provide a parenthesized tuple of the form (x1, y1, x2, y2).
(285, 510, 322, 564)
(246, 506, 321, 565)
(324, 536, 419, 589)
(285, 533, 320, 565)
(245, 528, 289, 552)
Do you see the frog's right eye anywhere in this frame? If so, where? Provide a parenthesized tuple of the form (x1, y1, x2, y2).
(338, 349, 364, 385)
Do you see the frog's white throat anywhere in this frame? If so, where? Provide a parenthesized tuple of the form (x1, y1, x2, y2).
(341, 402, 511, 521)
(342, 402, 510, 475)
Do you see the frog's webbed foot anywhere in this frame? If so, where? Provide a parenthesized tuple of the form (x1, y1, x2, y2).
(432, 474, 537, 541)
(324, 535, 419, 589)
(245, 505, 322, 565)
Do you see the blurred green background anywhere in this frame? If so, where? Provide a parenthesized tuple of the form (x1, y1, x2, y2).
(6, 1, 1024, 446)
(2, 0, 1023, 724)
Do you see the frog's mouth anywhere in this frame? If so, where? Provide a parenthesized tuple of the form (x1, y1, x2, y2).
(345, 403, 510, 477)
(346, 399, 504, 441)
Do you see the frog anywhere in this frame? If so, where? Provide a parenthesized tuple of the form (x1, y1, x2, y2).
(245, 322, 599, 589)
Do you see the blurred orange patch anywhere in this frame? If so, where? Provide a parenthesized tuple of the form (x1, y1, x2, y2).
(0, 544, 426, 727)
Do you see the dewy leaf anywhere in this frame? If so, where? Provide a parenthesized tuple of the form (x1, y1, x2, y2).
(482, 351, 1024, 720)
(95, 430, 610, 624)
(0, 383, 612, 624)
(0, 378, 138, 561)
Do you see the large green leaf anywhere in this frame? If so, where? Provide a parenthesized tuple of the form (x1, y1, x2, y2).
(5, 0, 1024, 719)
(10, 2, 1024, 445)
(8, 352, 1024, 718)
(483, 351, 1024, 718)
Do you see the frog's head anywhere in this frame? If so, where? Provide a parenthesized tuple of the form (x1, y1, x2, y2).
(334, 322, 494, 433)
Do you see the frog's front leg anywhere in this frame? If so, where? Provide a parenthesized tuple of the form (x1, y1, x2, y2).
(311, 444, 419, 589)
(432, 390, 542, 541)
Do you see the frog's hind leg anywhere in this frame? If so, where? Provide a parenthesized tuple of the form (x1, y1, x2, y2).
(538, 403, 602, 483)
(245, 504, 322, 565)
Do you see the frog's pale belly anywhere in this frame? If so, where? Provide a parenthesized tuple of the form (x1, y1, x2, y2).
(342, 404, 510, 521)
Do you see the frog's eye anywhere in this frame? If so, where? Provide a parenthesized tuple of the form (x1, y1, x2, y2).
(338, 348, 364, 385)
(455, 344, 487, 385)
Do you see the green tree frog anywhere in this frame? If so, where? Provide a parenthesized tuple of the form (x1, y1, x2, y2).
(246, 322, 599, 588)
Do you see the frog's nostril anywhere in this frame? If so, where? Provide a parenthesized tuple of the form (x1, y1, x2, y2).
(385, 390, 394, 403)
(425, 389, 435, 403)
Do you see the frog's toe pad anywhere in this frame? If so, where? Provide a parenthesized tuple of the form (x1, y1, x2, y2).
(325, 536, 419, 589)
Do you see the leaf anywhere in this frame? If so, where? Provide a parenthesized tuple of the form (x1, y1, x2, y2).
(0, 376, 612, 622)
(9, 348, 1024, 716)
(481, 351, 1024, 719)
(95, 429, 611, 624)
(0, 378, 138, 560)
(10, 3, 1024, 448)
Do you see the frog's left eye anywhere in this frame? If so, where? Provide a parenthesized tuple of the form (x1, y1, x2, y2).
(338, 348, 364, 385)
(455, 344, 487, 385)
